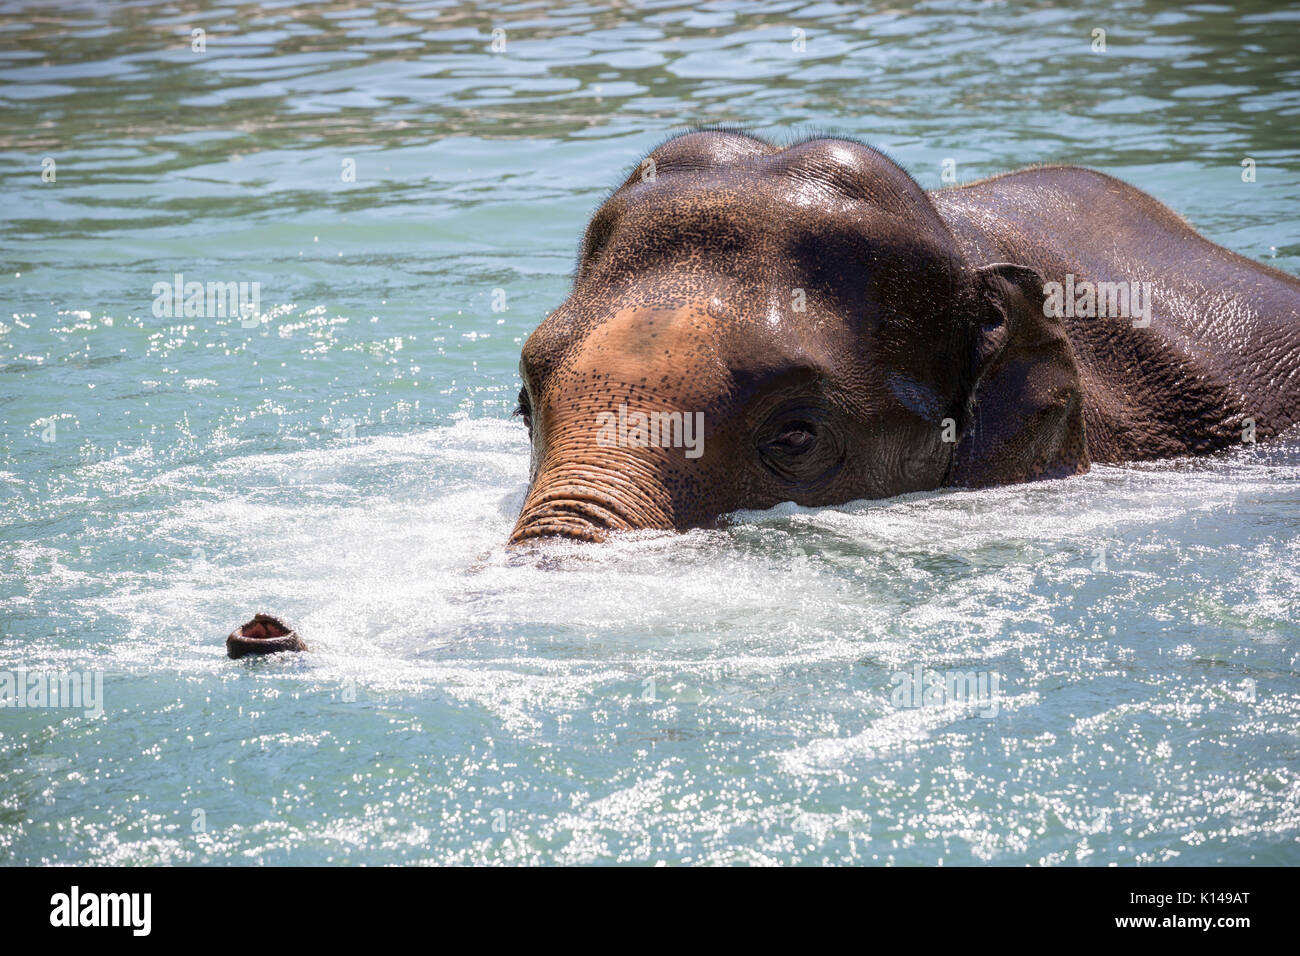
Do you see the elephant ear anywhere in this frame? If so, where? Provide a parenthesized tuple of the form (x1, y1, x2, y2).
(949, 262, 1090, 487)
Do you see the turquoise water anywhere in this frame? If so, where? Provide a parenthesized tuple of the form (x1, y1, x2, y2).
(2, 0, 1298, 865)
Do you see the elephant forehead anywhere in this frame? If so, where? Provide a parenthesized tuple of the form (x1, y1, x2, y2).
(559, 304, 732, 397)
(631, 134, 926, 209)
(609, 138, 947, 243)
(549, 296, 855, 403)
(582, 182, 958, 306)
(614, 172, 885, 241)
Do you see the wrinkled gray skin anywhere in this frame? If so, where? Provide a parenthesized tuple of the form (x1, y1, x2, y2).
(509, 130, 1300, 544)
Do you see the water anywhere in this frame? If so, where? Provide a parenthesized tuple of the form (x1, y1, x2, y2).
(2, 0, 1298, 865)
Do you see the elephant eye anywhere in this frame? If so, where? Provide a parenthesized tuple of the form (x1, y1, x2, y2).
(757, 408, 844, 489)
(771, 422, 817, 454)
(513, 387, 532, 432)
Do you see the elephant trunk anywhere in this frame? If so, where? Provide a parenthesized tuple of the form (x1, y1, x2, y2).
(509, 443, 679, 544)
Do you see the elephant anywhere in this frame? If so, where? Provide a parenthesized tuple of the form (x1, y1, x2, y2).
(508, 128, 1300, 544)
(222, 130, 1300, 653)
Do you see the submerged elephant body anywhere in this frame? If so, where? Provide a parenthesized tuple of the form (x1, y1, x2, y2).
(508, 130, 1300, 543)
(933, 167, 1300, 475)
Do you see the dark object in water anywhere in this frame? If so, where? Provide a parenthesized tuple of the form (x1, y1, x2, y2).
(226, 613, 307, 659)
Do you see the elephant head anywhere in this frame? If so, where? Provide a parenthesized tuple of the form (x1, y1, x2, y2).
(508, 130, 1088, 544)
